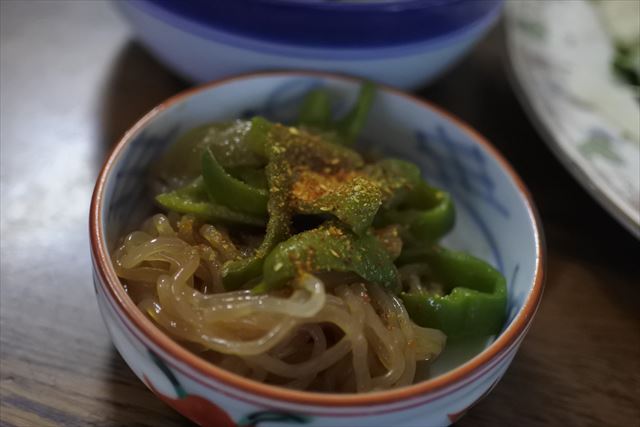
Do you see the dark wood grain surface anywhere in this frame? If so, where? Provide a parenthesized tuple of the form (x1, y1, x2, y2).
(1, 2, 638, 426)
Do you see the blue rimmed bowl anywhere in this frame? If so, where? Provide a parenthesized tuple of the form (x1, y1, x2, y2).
(115, 0, 503, 89)
(90, 71, 544, 427)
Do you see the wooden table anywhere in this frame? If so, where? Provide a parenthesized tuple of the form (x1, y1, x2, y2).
(1, 2, 638, 426)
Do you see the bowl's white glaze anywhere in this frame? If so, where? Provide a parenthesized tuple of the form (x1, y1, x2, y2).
(90, 71, 544, 427)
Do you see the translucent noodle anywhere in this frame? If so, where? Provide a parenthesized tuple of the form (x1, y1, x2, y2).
(114, 214, 446, 393)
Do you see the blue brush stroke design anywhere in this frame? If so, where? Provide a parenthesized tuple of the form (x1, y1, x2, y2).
(506, 264, 520, 325)
(453, 195, 505, 274)
(418, 128, 509, 218)
(509, 264, 519, 295)
(92, 272, 100, 296)
(107, 126, 180, 235)
(415, 128, 507, 273)
(263, 78, 323, 122)
(415, 129, 454, 186)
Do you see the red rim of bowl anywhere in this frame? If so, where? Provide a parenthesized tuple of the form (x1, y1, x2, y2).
(90, 70, 545, 408)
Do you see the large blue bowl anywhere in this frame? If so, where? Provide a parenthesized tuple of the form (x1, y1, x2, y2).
(116, 0, 503, 89)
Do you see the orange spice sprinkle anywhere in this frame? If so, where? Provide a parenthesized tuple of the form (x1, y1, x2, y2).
(291, 168, 363, 205)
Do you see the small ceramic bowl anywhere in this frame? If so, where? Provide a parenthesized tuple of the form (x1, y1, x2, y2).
(90, 71, 544, 427)
(114, 0, 503, 89)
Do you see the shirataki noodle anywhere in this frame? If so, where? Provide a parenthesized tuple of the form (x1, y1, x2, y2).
(114, 214, 446, 393)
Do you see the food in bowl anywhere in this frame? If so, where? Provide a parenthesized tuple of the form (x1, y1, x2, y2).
(112, 84, 507, 393)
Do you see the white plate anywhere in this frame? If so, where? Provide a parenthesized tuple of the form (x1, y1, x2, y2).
(505, 1, 640, 238)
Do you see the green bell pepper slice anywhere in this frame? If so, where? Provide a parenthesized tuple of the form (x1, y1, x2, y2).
(400, 247, 507, 339)
(336, 81, 375, 145)
(220, 213, 287, 290)
(259, 222, 399, 293)
(379, 182, 455, 243)
(364, 159, 421, 208)
(290, 158, 421, 235)
(296, 82, 375, 145)
(292, 172, 382, 235)
(225, 166, 268, 189)
(201, 148, 268, 216)
(222, 120, 364, 290)
(221, 145, 291, 290)
(155, 177, 266, 227)
(154, 121, 265, 185)
(298, 89, 332, 129)
(245, 116, 271, 158)
(245, 116, 365, 167)
(222, 123, 305, 290)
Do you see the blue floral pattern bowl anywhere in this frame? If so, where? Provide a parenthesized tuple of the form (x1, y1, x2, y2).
(90, 71, 544, 426)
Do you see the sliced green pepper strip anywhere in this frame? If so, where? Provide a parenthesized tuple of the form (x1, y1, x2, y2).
(274, 123, 367, 235)
(260, 223, 399, 293)
(222, 121, 368, 290)
(298, 89, 332, 129)
(154, 121, 264, 185)
(201, 149, 268, 216)
(366, 159, 454, 242)
(380, 183, 455, 243)
(336, 81, 375, 145)
(221, 124, 294, 290)
(221, 166, 290, 290)
(272, 125, 365, 168)
(252, 120, 365, 169)
(245, 116, 272, 158)
(155, 177, 266, 227)
(292, 172, 382, 235)
(400, 247, 507, 339)
(295, 82, 375, 145)
(365, 159, 422, 208)
(221, 211, 286, 290)
(290, 159, 420, 235)
(226, 166, 268, 189)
